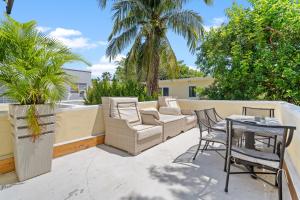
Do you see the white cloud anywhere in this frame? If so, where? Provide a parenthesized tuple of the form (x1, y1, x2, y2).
(36, 26, 51, 33)
(47, 28, 98, 49)
(204, 17, 227, 31)
(212, 17, 226, 25)
(89, 54, 126, 77)
(49, 28, 81, 38)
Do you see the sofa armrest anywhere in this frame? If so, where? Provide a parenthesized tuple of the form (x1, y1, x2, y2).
(106, 117, 136, 137)
(159, 106, 181, 116)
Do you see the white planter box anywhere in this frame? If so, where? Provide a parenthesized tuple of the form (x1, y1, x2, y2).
(9, 104, 55, 181)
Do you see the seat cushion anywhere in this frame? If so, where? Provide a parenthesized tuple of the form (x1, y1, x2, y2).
(159, 114, 185, 123)
(202, 131, 227, 144)
(132, 125, 162, 141)
(110, 97, 141, 125)
(184, 115, 197, 125)
(159, 106, 181, 115)
(231, 147, 280, 169)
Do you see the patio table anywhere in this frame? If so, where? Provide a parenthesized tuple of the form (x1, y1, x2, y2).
(214, 115, 283, 177)
(213, 115, 283, 148)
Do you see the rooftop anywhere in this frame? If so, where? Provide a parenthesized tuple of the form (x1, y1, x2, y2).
(0, 128, 284, 200)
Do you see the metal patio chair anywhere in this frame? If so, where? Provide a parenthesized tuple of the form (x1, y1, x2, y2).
(224, 118, 295, 200)
(193, 109, 228, 170)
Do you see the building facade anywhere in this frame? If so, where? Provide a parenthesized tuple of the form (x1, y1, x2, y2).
(62, 68, 92, 101)
(158, 77, 214, 99)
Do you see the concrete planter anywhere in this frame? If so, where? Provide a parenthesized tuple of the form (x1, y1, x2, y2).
(9, 104, 55, 181)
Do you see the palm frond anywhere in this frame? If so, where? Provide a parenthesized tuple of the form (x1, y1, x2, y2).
(106, 26, 138, 60)
(167, 10, 204, 53)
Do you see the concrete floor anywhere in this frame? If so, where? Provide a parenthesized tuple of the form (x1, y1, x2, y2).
(0, 128, 286, 200)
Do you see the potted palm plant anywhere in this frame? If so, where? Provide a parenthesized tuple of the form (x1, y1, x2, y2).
(0, 16, 89, 181)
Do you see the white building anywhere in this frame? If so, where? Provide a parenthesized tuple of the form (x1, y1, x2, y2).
(63, 68, 92, 101)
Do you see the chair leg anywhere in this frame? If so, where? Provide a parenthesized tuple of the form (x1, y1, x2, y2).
(193, 139, 202, 160)
(224, 156, 231, 192)
(267, 137, 271, 147)
(201, 141, 209, 153)
(278, 170, 282, 200)
(273, 136, 277, 153)
(224, 144, 228, 172)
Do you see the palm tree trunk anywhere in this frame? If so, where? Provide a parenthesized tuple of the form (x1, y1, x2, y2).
(147, 52, 160, 96)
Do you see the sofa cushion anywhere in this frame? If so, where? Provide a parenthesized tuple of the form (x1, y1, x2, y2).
(159, 107, 181, 115)
(132, 124, 162, 141)
(140, 108, 160, 120)
(110, 97, 141, 125)
(184, 115, 197, 125)
(158, 96, 179, 108)
(159, 114, 185, 123)
(181, 109, 195, 115)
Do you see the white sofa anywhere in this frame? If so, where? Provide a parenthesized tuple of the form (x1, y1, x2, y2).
(140, 97, 197, 141)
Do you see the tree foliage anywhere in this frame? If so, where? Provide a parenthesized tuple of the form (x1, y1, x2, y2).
(159, 60, 203, 80)
(106, 0, 209, 96)
(196, 0, 300, 105)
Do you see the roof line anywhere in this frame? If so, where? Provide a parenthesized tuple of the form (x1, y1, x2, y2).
(63, 67, 91, 73)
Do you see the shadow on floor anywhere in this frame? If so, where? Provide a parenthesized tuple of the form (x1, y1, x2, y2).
(0, 172, 23, 191)
(120, 192, 166, 200)
(148, 143, 277, 200)
(96, 144, 131, 157)
(148, 144, 223, 200)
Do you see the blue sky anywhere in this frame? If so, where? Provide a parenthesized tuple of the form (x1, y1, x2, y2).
(1, 0, 250, 77)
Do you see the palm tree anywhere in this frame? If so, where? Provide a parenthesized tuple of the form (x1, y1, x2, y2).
(105, 0, 212, 96)
(0, 16, 89, 136)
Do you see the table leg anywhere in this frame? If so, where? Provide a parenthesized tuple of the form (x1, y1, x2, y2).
(244, 131, 257, 179)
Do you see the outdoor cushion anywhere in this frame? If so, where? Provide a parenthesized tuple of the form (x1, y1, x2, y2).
(159, 106, 181, 115)
(181, 109, 195, 115)
(231, 147, 280, 169)
(110, 97, 141, 125)
(140, 108, 160, 119)
(158, 96, 180, 108)
(132, 124, 162, 141)
(184, 115, 197, 125)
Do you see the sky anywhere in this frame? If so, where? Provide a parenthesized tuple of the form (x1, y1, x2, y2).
(1, 0, 250, 78)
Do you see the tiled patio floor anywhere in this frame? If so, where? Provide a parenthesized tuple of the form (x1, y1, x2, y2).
(0, 128, 287, 200)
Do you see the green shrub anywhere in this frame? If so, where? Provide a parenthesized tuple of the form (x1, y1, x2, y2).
(84, 79, 156, 105)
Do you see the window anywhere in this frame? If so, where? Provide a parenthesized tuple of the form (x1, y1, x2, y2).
(70, 83, 87, 93)
(162, 87, 169, 96)
(189, 86, 196, 97)
(78, 83, 87, 91)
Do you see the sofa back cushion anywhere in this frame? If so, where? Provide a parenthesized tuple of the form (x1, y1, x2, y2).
(158, 97, 179, 108)
(110, 97, 141, 125)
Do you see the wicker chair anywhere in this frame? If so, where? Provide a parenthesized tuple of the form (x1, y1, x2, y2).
(193, 109, 227, 168)
(242, 106, 276, 151)
(224, 118, 296, 200)
(102, 97, 163, 155)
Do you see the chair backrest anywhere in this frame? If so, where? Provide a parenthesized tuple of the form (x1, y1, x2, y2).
(194, 110, 210, 133)
(226, 118, 296, 169)
(102, 97, 142, 126)
(205, 108, 223, 126)
(242, 107, 275, 118)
